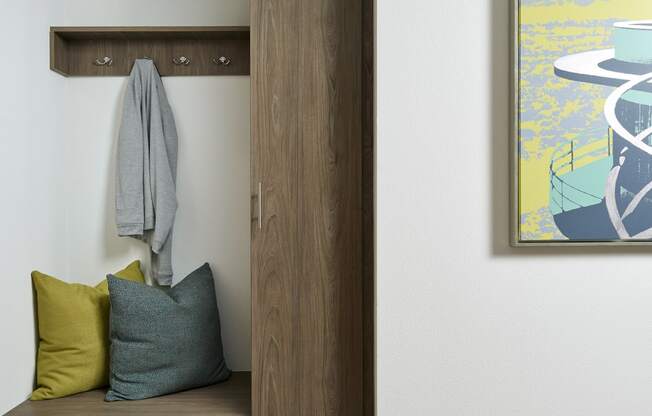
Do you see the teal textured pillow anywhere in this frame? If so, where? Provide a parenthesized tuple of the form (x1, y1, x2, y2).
(105, 263, 230, 401)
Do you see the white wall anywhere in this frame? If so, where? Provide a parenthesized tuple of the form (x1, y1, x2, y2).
(61, 0, 248, 26)
(377, 0, 652, 415)
(0, 1, 250, 412)
(0, 1, 66, 413)
(59, 0, 251, 371)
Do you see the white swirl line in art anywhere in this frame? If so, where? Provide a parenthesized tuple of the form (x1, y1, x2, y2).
(604, 72, 652, 239)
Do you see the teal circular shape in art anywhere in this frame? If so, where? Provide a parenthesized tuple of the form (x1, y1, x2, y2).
(614, 21, 652, 65)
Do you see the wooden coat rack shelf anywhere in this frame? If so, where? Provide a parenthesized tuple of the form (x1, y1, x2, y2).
(50, 26, 250, 77)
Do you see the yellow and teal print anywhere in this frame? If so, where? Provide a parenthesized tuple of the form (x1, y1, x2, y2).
(518, 0, 652, 242)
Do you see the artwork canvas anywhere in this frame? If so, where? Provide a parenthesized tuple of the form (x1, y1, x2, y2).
(514, 0, 652, 244)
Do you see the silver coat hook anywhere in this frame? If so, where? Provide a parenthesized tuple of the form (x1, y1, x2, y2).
(212, 56, 231, 66)
(93, 56, 113, 66)
(172, 56, 191, 66)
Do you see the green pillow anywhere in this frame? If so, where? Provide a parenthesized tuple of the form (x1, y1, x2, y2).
(31, 260, 145, 400)
(105, 263, 231, 401)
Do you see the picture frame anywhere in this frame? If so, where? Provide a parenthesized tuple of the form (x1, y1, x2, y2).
(511, 0, 652, 246)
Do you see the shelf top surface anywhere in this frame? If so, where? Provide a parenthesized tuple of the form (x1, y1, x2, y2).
(7, 372, 251, 416)
(51, 26, 250, 40)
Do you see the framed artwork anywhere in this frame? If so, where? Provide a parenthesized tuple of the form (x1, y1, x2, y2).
(513, 0, 652, 245)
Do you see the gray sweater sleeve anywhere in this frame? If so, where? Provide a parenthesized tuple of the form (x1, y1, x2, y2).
(115, 69, 145, 236)
(148, 69, 178, 285)
(148, 73, 178, 255)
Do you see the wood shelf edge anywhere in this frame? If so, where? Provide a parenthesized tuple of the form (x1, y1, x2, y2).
(48, 26, 251, 77)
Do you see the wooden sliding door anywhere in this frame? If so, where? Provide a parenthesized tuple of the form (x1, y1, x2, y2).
(251, 0, 364, 414)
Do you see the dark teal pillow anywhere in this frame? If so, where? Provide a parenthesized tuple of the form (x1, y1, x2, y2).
(105, 263, 230, 401)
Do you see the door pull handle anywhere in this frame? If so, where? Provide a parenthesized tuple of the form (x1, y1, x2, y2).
(257, 182, 262, 230)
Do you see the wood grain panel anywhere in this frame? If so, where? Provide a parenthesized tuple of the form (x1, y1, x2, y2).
(251, 0, 300, 414)
(251, 0, 364, 414)
(297, 0, 363, 414)
(7, 372, 251, 416)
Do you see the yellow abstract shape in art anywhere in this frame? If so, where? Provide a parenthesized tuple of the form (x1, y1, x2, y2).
(522, 1, 652, 25)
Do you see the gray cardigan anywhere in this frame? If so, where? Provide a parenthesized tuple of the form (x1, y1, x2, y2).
(116, 59, 178, 285)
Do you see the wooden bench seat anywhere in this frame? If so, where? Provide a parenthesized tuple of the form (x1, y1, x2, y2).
(7, 371, 251, 416)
